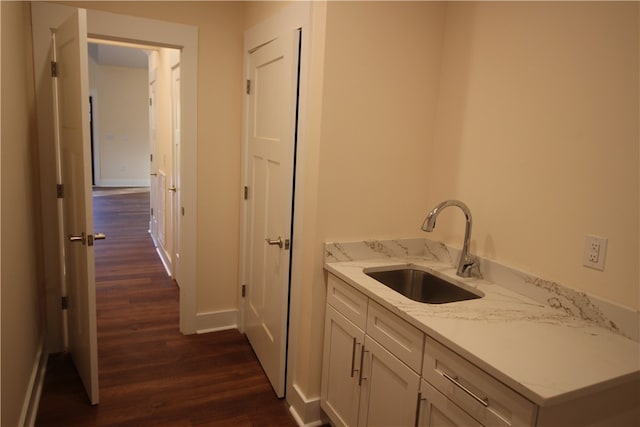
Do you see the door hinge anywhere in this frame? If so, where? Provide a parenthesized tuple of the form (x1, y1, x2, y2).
(243, 186, 249, 200)
(51, 61, 58, 78)
(149, 97, 153, 106)
(56, 184, 64, 199)
(61, 296, 68, 310)
(246, 79, 251, 95)
(151, 207, 154, 216)
(242, 285, 246, 298)
(150, 153, 153, 162)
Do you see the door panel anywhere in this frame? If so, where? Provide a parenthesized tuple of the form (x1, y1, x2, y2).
(244, 30, 300, 397)
(53, 9, 99, 405)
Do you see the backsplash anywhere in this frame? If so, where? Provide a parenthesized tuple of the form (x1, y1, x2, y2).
(325, 238, 639, 342)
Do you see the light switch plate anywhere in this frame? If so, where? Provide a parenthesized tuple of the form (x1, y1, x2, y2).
(583, 235, 607, 271)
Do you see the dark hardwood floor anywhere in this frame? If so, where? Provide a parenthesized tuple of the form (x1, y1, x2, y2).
(36, 189, 298, 426)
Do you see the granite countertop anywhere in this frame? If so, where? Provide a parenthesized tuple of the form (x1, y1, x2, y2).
(324, 239, 640, 407)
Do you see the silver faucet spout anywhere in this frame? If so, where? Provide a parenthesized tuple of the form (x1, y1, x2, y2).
(422, 200, 477, 278)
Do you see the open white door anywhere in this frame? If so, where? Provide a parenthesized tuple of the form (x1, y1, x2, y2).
(149, 76, 159, 240)
(170, 64, 182, 281)
(52, 9, 99, 405)
(244, 29, 301, 398)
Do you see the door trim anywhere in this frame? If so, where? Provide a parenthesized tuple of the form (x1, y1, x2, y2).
(31, 3, 199, 343)
(87, 9, 197, 335)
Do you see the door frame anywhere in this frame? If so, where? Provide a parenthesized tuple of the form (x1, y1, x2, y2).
(239, 1, 312, 400)
(32, 3, 199, 343)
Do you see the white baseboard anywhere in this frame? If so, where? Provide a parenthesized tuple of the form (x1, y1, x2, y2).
(196, 309, 238, 334)
(154, 244, 172, 277)
(288, 383, 326, 427)
(20, 335, 48, 427)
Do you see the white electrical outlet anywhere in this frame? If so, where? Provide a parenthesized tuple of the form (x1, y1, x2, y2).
(583, 235, 607, 271)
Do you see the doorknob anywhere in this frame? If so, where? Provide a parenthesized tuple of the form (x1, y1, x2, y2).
(265, 237, 283, 248)
(87, 232, 107, 246)
(68, 232, 106, 246)
(265, 237, 290, 250)
(168, 186, 177, 192)
(68, 232, 86, 244)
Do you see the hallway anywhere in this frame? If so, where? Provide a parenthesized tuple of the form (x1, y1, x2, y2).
(35, 189, 297, 426)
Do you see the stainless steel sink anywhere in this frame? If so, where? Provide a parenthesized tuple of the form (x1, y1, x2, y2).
(365, 267, 483, 304)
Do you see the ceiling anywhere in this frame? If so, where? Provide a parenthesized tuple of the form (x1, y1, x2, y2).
(88, 43, 149, 69)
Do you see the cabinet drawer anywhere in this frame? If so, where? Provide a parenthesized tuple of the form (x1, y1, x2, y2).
(327, 274, 368, 330)
(423, 337, 536, 427)
(367, 300, 424, 373)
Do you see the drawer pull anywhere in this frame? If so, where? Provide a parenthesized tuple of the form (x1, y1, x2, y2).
(350, 338, 358, 378)
(414, 391, 426, 427)
(442, 372, 489, 407)
(358, 348, 369, 386)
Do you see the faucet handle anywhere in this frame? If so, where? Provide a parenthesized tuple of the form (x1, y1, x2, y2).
(461, 254, 482, 279)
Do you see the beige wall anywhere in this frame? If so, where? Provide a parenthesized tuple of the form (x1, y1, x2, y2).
(1, 2, 46, 425)
(89, 59, 150, 186)
(428, 2, 639, 310)
(294, 0, 447, 399)
(291, 0, 639, 406)
(243, 1, 289, 29)
(317, 1, 445, 241)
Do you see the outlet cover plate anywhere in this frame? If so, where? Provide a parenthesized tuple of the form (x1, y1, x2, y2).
(583, 235, 607, 271)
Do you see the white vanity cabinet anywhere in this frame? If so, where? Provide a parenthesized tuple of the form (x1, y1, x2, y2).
(321, 274, 423, 427)
(324, 255, 640, 427)
(322, 274, 540, 427)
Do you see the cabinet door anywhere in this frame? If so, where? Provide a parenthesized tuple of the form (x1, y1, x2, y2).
(321, 305, 366, 427)
(418, 379, 482, 427)
(358, 336, 420, 427)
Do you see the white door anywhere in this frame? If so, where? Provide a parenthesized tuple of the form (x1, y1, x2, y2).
(244, 29, 301, 397)
(52, 9, 99, 405)
(170, 64, 181, 281)
(149, 77, 159, 239)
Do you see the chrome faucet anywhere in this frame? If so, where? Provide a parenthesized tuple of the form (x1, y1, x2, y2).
(422, 200, 478, 278)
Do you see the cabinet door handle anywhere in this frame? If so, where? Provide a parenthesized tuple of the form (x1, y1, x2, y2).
(358, 348, 369, 386)
(414, 391, 426, 427)
(442, 372, 489, 407)
(350, 338, 358, 378)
